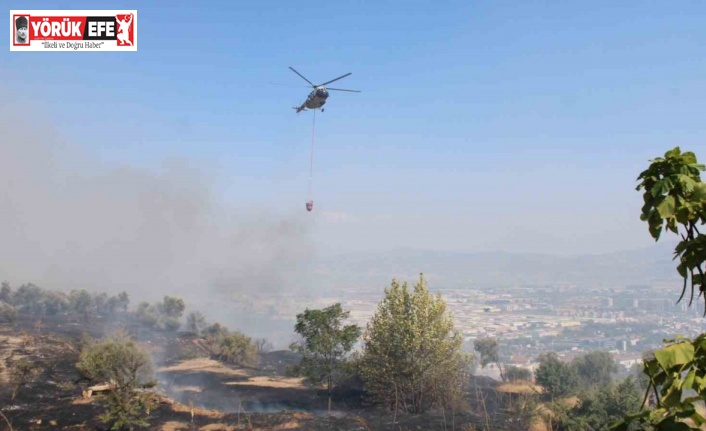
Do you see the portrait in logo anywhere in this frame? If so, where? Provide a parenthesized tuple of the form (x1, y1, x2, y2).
(14, 15, 29, 44)
(115, 13, 133, 46)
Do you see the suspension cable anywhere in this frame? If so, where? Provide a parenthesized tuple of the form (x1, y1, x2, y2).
(308, 109, 316, 198)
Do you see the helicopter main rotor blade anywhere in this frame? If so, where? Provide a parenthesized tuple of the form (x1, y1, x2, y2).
(289, 67, 315, 87)
(319, 73, 352, 86)
(327, 87, 361, 93)
(269, 82, 311, 88)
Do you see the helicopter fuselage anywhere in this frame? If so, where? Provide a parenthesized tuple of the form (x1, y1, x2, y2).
(295, 86, 329, 113)
(288, 67, 359, 113)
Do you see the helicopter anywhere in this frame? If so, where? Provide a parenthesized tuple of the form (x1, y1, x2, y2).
(289, 67, 361, 113)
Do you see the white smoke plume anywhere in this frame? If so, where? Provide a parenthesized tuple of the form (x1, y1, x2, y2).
(0, 99, 316, 332)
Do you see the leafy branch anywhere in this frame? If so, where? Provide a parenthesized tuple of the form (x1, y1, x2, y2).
(635, 146, 706, 310)
(610, 147, 706, 431)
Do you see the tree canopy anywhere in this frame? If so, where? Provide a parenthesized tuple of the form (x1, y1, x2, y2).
(534, 352, 579, 399)
(289, 303, 361, 412)
(474, 336, 505, 381)
(573, 350, 618, 387)
(76, 331, 157, 430)
(359, 274, 472, 415)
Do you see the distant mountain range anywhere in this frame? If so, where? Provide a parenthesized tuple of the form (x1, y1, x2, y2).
(311, 241, 683, 290)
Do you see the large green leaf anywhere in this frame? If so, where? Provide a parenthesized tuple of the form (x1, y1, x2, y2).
(695, 375, 706, 392)
(652, 178, 676, 197)
(608, 411, 650, 431)
(652, 417, 694, 431)
(694, 334, 706, 352)
(654, 342, 695, 372)
(682, 369, 696, 389)
(680, 151, 697, 164)
(692, 183, 706, 201)
(666, 147, 682, 159)
(663, 378, 683, 408)
(657, 196, 677, 219)
(678, 174, 698, 193)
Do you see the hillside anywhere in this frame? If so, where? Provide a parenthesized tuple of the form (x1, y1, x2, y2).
(0, 313, 511, 431)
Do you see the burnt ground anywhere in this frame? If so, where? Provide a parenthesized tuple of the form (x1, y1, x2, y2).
(0, 313, 539, 431)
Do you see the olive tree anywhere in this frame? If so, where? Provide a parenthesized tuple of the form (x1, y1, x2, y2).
(76, 331, 157, 430)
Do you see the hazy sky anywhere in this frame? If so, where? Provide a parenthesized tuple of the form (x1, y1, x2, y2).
(3, 0, 706, 264)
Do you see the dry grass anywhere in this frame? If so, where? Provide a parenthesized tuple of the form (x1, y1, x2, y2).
(496, 381, 544, 394)
(198, 425, 236, 431)
(533, 396, 580, 430)
(158, 359, 250, 377)
(529, 417, 550, 431)
(172, 385, 204, 393)
(168, 400, 226, 420)
(272, 421, 304, 430)
(0, 335, 30, 381)
(0, 336, 24, 345)
(195, 419, 306, 431)
(225, 376, 306, 389)
(349, 415, 372, 431)
(70, 397, 95, 405)
(161, 421, 191, 431)
(560, 396, 580, 408)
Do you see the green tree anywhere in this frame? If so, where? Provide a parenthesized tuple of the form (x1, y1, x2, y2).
(9, 357, 38, 401)
(289, 303, 361, 412)
(504, 365, 532, 383)
(158, 296, 185, 330)
(160, 296, 185, 319)
(628, 362, 650, 392)
(117, 292, 130, 313)
(70, 289, 95, 322)
(534, 352, 579, 399)
(185, 311, 207, 335)
(135, 301, 158, 327)
(13, 283, 43, 313)
(0, 282, 12, 303)
(105, 295, 122, 316)
(135, 298, 182, 331)
(556, 376, 643, 431)
(359, 274, 472, 415)
(94, 292, 109, 315)
(572, 350, 618, 387)
(215, 331, 258, 367)
(42, 291, 69, 316)
(0, 303, 18, 326)
(474, 337, 505, 381)
(76, 331, 157, 430)
(611, 147, 706, 431)
(202, 322, 228, 339)
(255, 338, 273, 354)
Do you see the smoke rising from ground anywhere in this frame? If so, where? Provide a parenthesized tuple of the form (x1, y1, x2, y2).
(0, 100, 315, 340)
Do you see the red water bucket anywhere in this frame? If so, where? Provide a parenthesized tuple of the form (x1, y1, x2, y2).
(306, 200, 313, 212)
